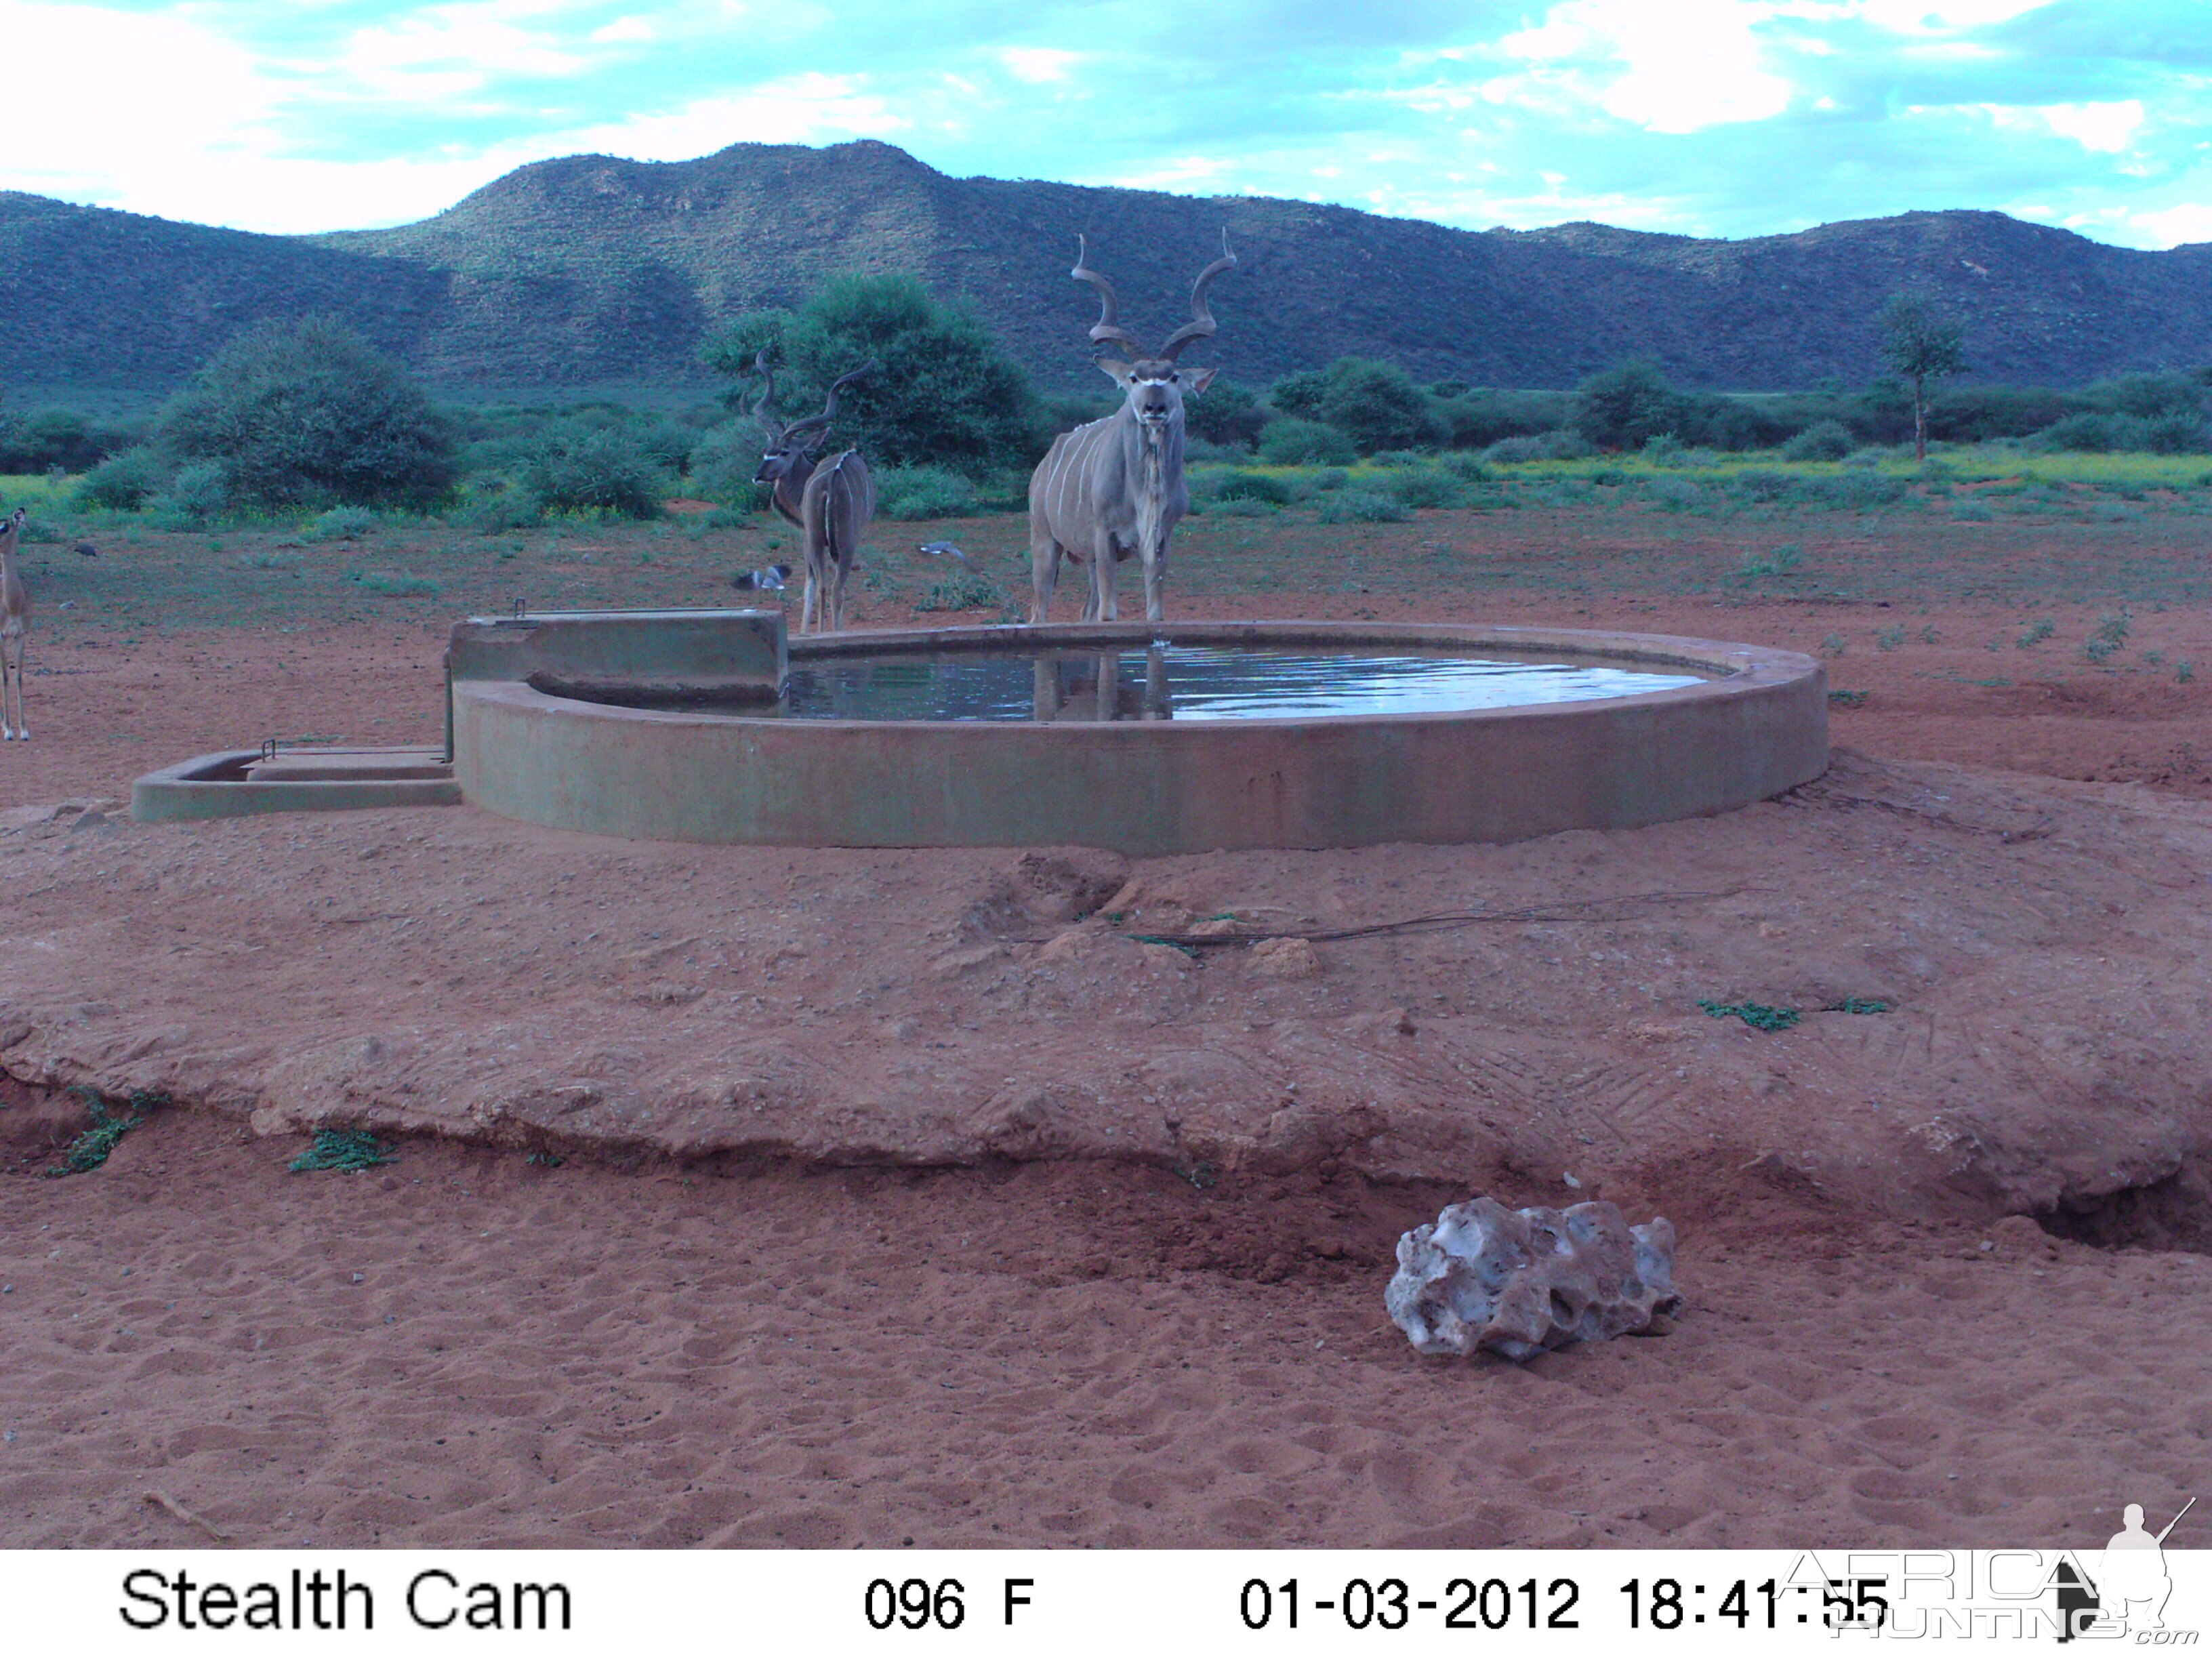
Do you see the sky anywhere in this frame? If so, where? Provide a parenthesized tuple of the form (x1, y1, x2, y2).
(3, 0, 2208, 248)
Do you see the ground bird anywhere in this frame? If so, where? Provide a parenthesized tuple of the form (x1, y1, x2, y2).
(731, 563, 793, 592)
(750, 355, 878, 634)
(914, 541, 981, 573)
(1029, 233, 1235, 624)
(1, 508, 30, 739)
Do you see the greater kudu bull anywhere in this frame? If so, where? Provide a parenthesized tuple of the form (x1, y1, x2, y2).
(752, 356, 878, 634)
(1028, 236, 1236, 624)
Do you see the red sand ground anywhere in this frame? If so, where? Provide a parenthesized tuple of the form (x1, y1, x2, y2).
(2, 554, 2209, 1550)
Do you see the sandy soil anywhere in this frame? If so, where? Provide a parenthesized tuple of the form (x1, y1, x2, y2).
(3, 555, 2209, 1550)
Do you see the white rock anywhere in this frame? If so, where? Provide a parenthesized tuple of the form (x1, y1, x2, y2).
(1385, 1196, 1681, 1360)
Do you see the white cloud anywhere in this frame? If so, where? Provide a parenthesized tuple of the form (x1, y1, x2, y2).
(0, 1, 275, 196)
(1489, 0, 1795, 134)
(2123, 201, 2212, 247)
(340, 0, 590, 101)
(2039, 100, 2144, 154)
(998, 47, 1078, 83)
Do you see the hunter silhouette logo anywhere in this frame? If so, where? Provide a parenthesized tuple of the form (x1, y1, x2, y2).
(2057, 1496, 2196, 1641)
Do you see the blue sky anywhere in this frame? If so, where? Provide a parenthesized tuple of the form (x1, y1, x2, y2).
(4, 0, 2208, 247)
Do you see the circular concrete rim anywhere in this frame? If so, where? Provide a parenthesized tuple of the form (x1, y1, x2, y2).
(451, 619, 1828, 852)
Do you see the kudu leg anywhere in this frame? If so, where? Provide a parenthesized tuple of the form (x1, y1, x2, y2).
(1, 637, 20, 739)
(1089, 531, 1119, 623)
(1028, 534, 1063, 626)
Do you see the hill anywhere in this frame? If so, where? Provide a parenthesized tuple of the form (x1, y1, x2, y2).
(4, 139, 2209, 398)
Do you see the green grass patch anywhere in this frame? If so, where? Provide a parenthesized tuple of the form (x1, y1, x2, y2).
(1697, 999, 1801, 1031)
(289, 1128, 398, 1173)
(44, 1086, 166, 1176)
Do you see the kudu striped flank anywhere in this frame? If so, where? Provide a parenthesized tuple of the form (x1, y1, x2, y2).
(1028, 234, 1236, 625)
(751, 356, 878, 634)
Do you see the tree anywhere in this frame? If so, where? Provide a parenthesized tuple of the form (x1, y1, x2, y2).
(1568, 359, 1685, 451)
(701, 276, 1044, 477)
(1879, 295, 1966, 462)
(1262, 359, 1442, 455)
(1313, 358, 1442, 454)
(157, 316, 455, 510)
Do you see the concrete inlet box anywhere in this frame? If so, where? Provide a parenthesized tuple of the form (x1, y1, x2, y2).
(446, 609, 787, 752)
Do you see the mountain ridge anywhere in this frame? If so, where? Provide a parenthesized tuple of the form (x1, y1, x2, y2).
(3, 139, 2207, 397)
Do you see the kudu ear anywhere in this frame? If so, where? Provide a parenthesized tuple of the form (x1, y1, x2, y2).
(1093, 357, 1134, 385)
(1181, 366, 1218, 396)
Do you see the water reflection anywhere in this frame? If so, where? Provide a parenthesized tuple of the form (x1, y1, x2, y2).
(752, 643, 1708, 723)
(1032, 647, 1173, 722)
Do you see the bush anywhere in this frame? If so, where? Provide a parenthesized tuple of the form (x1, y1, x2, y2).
(1307, 358, 1443, 454)
(2035, 412, 2135, 453)
(306, 506, 378, 541)
(1782, 419, 1856, 462)
(635, 418, 701, 474)
(1258, 419, 1356, 466)
(1570, 359, 1687, 451)
(1441, 452, 1492, 481)
(704, 274, 1046, 476)
(155, 316, 455, 510)
(1317, 489, 1409, 523)
(0, 409, 131, 474)
(1481, 429, 1592, 464)
(1209, 495, 1277, 517)
(1184, 379, 1268, 448)
(516, 422, 669, 518)
(1731, 468, 1793, 502)
(452, 475, 545, 533)
(1640, 476, 1707, 513)
(875, 463, 975, 520)
(914, 575, 1008, 613)
(2142, 412, 2211, 455)
(1383, 467, 1462, 508)
(1214, 471, 1292, 505)
(75, 445, 167, 510)
(146, 462, 232, 527)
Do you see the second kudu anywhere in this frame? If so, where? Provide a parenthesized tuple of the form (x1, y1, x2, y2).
(752, 356, 878, 634)
(1029, 234, 1236, 625)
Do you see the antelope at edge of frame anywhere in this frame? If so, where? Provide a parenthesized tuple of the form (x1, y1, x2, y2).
(1028, 232, 1237, 625)
(1, 507, 28, 740)
(750, 355, 878, 634)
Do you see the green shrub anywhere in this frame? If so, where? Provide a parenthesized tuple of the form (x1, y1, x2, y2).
(1783, 419, 1856, 462)
(1383, 466, 1462, 508)
(1210, 495, 1277, 517)
(914, 575, 1008, 612)
(1950, 499, 1994, 522)
(1215, 471, 1292, 505)
(1641, 476, 1706, 512)
(704, 274, 1046, 474)
(306, 505, 378, 541)
(875, 463, 975, 520)
(75, 445, 167, 510)
(1441, 452, 1492, 482)
(1258, 418, 1357, 466)
(146, 461, 232, 527)
(635, 418, 702, 474)
(1481, 429, 1592, 464)
(157, 316, 455, 510)
(1731, 468, 1793, 502)
(516, 422, 668, 518)
(289, 1128, 396, 1172)
(1317, 489, 1409, 523)
(453, 476, 545, 533)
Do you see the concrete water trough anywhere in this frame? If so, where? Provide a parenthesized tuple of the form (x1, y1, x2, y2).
(445, 609, 1828, 854)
